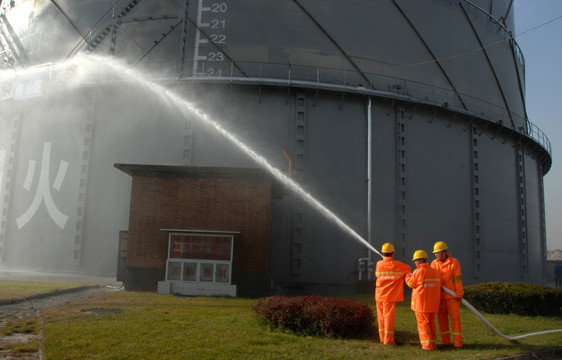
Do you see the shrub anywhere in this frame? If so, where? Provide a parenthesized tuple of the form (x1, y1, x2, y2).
(464, 282, 562, 317)
(252, 295, 375, 338)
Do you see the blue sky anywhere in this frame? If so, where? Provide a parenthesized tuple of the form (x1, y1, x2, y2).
(514, 1, 562, 250)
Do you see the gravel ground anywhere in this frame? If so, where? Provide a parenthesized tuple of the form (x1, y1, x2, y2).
(0, 286, 123, 359)
(0, 270, 122, 359)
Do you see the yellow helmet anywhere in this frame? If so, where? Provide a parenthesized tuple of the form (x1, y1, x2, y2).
(381, 243, 395, 253)
(433, 241, 448, 253)
(412, 250, 428, 261)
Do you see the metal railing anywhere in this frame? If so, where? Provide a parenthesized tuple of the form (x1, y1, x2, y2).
(527, 121, 552, 156)
(144, 59, 552, 161)
(435, 0, 525, 71)
(460, 0, 525, 70)
(0, 57, 551, 163)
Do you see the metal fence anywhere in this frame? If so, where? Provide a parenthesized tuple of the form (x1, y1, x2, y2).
(0, 57, 551, 160)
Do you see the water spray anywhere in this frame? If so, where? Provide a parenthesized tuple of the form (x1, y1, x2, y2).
(75, 55, 560, 342)
(75, 55, 385, 260)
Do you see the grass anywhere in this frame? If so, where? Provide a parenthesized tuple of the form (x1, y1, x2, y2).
(32, 292, 562, 360)
(0, 280, 80, 356)
(1, 283, 560, 359)
(0, 315, 40, 355)
(0, 280, 80, 301)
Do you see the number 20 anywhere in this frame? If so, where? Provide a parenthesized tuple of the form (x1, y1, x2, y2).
(211, 3, 227, 12)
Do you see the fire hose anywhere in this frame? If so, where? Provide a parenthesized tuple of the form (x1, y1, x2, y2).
(440, 286, 562, 341)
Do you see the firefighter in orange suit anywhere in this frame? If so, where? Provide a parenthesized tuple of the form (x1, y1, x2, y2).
(431, 241, 464, 348)
(375, 243, 411, 345)
(406, 250, 441, 350)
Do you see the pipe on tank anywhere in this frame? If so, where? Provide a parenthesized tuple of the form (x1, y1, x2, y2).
(282, 147, 293, 178)
(367, 98, 373, 278)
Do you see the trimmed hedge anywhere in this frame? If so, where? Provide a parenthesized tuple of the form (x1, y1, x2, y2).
(252, 295, 375, 338)
(464, 282, 562, 317)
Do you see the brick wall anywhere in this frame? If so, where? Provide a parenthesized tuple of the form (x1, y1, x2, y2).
(119, 165, 273, 295)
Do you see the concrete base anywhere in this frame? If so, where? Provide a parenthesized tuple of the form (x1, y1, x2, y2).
(158, 281, 237, 297)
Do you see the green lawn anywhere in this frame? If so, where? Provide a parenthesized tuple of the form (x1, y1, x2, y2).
(36, 292, 562, 360)
(0, 280, 80, 301)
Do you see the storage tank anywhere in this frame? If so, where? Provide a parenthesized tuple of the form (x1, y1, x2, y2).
(0, 0, 551, 294)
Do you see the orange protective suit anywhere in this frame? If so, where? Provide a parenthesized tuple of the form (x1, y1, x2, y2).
(431, 254, 464, 347)
(375, 256, 411, 345)
(406, 263, 441, 350)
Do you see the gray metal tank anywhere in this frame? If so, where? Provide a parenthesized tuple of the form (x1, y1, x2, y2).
(0, 0, 551, 293)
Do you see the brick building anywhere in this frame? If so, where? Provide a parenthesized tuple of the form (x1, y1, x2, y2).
(115, 164, 278, 297)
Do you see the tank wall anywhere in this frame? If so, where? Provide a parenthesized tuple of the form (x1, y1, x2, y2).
(525, 154, 545, 281)
(5, 91, 92, 272)
(187, 85, 371, 287)
(187, 86, 292, 169)
(1, 81, 193, 273)
(477, 129, 520, 281)
(405, 111, 472, 250)
(371, 102, 399, 249)
(0, 74, 549, 287)
(177, 85, 548, 286)
(298, 94, 368, 286)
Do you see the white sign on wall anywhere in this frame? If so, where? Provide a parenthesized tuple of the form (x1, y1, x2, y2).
(16, 142, 69, 229)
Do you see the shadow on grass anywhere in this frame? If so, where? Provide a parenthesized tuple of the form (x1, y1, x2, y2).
(479, 342, 562, 353)
(394, 330, 420, 345)
(439, 343, 514, 351)
(434, 342, 562, 359)
(396, 332, 562, 357)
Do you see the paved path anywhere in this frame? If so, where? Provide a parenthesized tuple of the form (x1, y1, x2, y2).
(0, 269, 121, 288)
(0, 270, 122, 359)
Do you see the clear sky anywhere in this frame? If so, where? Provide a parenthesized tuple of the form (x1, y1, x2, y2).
(514, 1, 562, 250)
